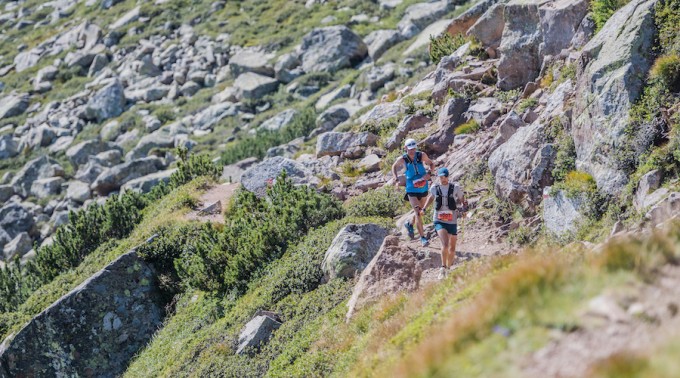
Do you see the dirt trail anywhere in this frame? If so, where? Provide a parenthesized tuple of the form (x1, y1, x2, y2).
(184, 183, 239, 224)
(524, 265, 680, 377)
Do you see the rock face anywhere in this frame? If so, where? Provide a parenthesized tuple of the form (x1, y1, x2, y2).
(299, 26, 368, 74)
(321, 223, 390, 281)
(84, 79, 126, 122)
(241, 156, 318, 197)
(0, 93, 29, 119)
(316, 132, 378, 157)
(346, 235, 422, 319)
(572, 0, 658, 195)
(497, 0, 588, 90)
(543, 188, 586, 237)
(385, 112, 431, 151)
(91, 157, 165, 195)
(236, 313, 282, 355)
(488, 122, 555, 208)
(0, 251, 166, 378)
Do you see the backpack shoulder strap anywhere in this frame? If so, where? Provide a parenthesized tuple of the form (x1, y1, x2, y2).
(415, 151, 422, 163)
(435, 184, 442, 196)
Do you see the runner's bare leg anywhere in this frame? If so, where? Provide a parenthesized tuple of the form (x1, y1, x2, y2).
(437, 228, 449, 267)
(448, 234, 457, 267)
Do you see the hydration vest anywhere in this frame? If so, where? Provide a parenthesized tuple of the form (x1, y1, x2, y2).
(435, 184, 457, 211)
(402, 151, 423, 176)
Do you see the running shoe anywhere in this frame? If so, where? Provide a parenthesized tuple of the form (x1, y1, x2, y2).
(437, 267, 446, 280)
(405, 221, 415, 239)
(420, 236, 429, 247)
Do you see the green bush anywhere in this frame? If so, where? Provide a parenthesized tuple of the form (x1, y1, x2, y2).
(169, 147, 221, 188)
(552, 134, 577, 182)
(344, 186, 404, 218)
(429, 33, 467, 64)
(592, 0, 630, 32)
(651, 54, 680, 92)
(139, 172, 344, 294)
(517, 98, 538, 113)
(360, 116, 399, 137)
(221, 108, 316, 165)
(454, 119, 480, 135)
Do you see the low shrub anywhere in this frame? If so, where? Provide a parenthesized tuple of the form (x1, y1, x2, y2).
(517, 98, 538, 113)
(344, 186, 405, 218)
(592, 0, 630, 32)
(454, 119, 480, 135)
(429, 33, 466, 64)
(650, 54, 680, 92)
(551, 133, 577, 182)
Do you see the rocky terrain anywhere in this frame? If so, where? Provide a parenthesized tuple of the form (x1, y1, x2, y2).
(0, 0, 679, 376)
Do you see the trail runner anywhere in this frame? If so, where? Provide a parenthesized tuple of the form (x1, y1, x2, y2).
(391, 138, 435, 247)
(422, 167, 468, 280)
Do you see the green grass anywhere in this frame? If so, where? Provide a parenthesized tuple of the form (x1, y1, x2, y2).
(454, 119, 480, 135)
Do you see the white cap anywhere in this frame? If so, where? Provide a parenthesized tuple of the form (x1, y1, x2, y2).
(404, 138, 417, 150)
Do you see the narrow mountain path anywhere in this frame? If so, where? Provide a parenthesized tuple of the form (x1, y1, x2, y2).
(184, 183, 240, 224)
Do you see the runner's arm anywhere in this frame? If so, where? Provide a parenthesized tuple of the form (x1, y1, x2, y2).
(421, 152, 436, 175)
(422, 192, 434, 213)
(391, 157, 404, 185)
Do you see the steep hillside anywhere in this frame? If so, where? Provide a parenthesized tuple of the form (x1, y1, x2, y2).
(1, 0, 679, 376)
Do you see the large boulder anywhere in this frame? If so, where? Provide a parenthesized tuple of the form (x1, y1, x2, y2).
(21, 125, 57, 150)
(0, 250, 166, 377)
(83, 79, 126, 122)
(488, 122, 555, 208)
(30, 177, 64, 199)
(398, 0, 455, 39)
(298, 26, 368, 74)
(467, 3, 505, 51)
(497, 0, 588, 90)
(447, 0, 500, 36)
(634, 170, 666, 210)
(572, 0, 658, 195)
(66, 181, 92, 204)
(346, 236, 422, 319)
(385, 112, 432, 151)
(315, 106, 351, 134)
(236, 313, 282, 356)
(645, 192, 680, 227)
(259, 109, 298, 132)
(0, 202, 36, 244)
(91, 157, 165, 195)
(543, 188, 587, 237)
(233, 72, 279, 100)
(66, 140, 119, 168)
(192, 102, 238, 131)
(121, 169, 175, 193)
(364, 29, 402, 60)
(2, 232, 32, 261)
(322, 223, 390, 281)
(241, 156, 318, 197)
(11, 156, 64, 198)
(0, 134, 19, 159)
(0, 93, 29, 119)
(361, 63, 396, 92)
(422, 97, 469, 156)
(229, 50, 275, 77)
(316, 132, 378, 157)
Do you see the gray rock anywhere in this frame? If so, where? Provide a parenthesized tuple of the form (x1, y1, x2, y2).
(75, 159, 106, 183)
(241, 156, 319, 197)
(88, 53, 109, 77)
(364, 29, 402, 60)
(14, 50, 42, 73)
(127, 127, 180, 161)
(385, 112, 431, 151)
(543, 188, 586, 237)
(65, 50, 98, 69)
(572, 0, 657, 195)
(35, 65, 59, 84)
(100, 120, 122, 141)
(84, 79, 125, 122)
(358, 154, 382, 173)
(180, 81, 202, 97)
(109, 6, 140, 29)
(298, 26, 368, 74)
(497, 0, 588, 90)
(30, 177, 64, 199)
(645, 192, 680, 227)
(634, 169, 663, 210)
(570, 12, 595, 50)
(233, 72, 279, 100)
(488, 122, 555, 208)
(121, 169, 175, 193)
(66, 140, 118, 167)
(91, 157, 165, 195)
(465, 97, 501, 128)
(259, 109, 298, 132)
(398, 0, 454, 39)
(315, 85, 351, 110)
(321, 223, 390, 280)
(316, 132, 378, 157)
(358, 101, 403, 126)
(447, 0, 501, 36)
(66, 181, 91, 204)
(192, 102, 238, 131)
(0, 202, 36, 242)
(0, 250, 167, 377)
(230, 50, 275, 77)
(236, 314, 282, 355)
(0, 93, 29, 119)
(221, 157, 259, 183)
(11, 156, 64, 198)
(21, 125, 57, 150)
(274, 52, 302, 84)
(0, 134, 19, 159)
(467, 3, 504, 50)
(422, 97, 469, 156)
(492, 110, 525, 147)
(315, 106, 351, 133)
(0, 185, 14, 203)
(3, 232, 32, 260)
(362, 63, 396, 92)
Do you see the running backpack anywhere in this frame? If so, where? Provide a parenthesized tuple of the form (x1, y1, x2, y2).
(435, 184, 457, 211)
(402, 151, 423, 175)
